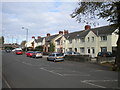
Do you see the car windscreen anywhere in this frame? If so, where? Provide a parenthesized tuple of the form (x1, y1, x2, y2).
(56, 53, 63, 56)
(29, 52, 34, 53)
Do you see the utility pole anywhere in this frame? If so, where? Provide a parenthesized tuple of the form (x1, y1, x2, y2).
(22, 27, 28, 52)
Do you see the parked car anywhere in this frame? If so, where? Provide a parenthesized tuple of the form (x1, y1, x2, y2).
(5, 49, 11, 53)
(32, 51, 43, 58)
(64, 51, 80, 56)
(47, 53, 64, 62)
(97, 52, 113, 57)
(16, 50, 23, 55)
(26, 51, 34, 57)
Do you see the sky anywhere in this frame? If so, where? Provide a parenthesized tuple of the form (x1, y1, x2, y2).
(1, 0, 110, 44)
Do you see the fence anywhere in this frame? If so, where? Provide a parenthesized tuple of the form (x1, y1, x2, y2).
(64, 55, 91, 62)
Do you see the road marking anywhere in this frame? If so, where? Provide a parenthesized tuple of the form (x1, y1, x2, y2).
(81, 80, 118, 88)
(40, 68, 63, 76)
(2, 76, 11, 88)
(62, 74, 90, 76)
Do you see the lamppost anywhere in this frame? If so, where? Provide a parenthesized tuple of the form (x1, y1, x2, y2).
(22, 27, 28, 52)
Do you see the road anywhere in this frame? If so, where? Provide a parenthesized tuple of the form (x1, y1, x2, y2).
(2, 51, 119, 88)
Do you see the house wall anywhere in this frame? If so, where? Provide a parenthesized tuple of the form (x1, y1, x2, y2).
(62, 29, 118, 57)
(25, 38, 35, 48)
(112, 31, 118, 47)
(52, 34, 63, 52)
(84, 31, 97, 57)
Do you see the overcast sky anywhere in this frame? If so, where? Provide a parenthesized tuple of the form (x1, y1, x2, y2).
(1, 1, 110, 44)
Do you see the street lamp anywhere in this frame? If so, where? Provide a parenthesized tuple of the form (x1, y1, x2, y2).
(22, 27, 28, 52)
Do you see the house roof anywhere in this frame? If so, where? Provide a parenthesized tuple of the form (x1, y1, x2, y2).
(35, 37, 44, 43)
(45, 34, 59, 42)
(55, 36, 63, 42)
(64, 24, 117, 40)
(91, 24, 117, 36)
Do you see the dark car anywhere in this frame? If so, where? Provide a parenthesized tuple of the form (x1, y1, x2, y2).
(32, 51, 43, 58)
(97, 52, 113, 57)
(5, 49, 11, 53)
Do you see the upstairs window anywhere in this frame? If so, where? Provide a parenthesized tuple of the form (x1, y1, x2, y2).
(57, 41, 60, 45)
(92, 37, 94, 42)
(88, 37, 90, 42)
(81, 38, 85, 42)
(69, 40, 72, 44)
(101, 36, 107, 41)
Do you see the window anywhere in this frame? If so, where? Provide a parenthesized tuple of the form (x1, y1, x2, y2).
(64, 40, 66, 43)
(92, 47, 95, 54)
(92, 37, 94, 42)
(75, 39, 77, 43)
(57, 41, 60, 45)
(101, 47, 107, 52)
(57, 48, 60, 52)
(88, 37, 90, 42)
(69, 48, 72, 51)
(88, 48, 90, 53)
(81, 38, 85, 42)
(101, 36, 107, 41)
(80, 47, 85, 53)
(75, 48, 77, 52)
(61, 40, 63, 45)
(69, 40, 72, 44)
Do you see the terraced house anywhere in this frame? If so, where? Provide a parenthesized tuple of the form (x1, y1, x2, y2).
(61, 24, 118, 57)
(26, 24, 118, 57)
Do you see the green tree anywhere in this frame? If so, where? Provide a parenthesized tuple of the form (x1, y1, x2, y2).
(49, 42, 55, 52)
(71, 1, 120, 71)
(35, 46, 43, 51)
(0, 36, 4, 44)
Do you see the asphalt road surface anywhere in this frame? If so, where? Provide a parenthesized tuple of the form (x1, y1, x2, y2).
(2, 51, 119, 88)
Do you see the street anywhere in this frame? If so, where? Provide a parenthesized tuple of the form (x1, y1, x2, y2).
(2, 51, 119, 88)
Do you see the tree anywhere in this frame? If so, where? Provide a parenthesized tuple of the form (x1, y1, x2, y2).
(71, 1, 120, 71)
(35, 46, 43, 51)
(0, 36, 4, 44)
(20, 40, 27, 47)
(49, 42, 55, 52)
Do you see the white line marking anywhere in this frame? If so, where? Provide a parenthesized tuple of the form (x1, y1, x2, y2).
(81, 80, 118, 88)
(82, 81, 106, 88)
(2, 76, 11, 88)
(62, 74, 90, 76)
(40, 68, 63, 76)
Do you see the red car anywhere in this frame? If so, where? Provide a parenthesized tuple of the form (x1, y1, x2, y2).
(26, 51, 34, 57)
(16, 50, 23, 55)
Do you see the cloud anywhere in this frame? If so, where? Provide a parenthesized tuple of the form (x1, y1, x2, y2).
(2, 2, 109, 44)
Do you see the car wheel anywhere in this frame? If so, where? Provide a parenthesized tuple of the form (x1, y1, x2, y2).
(47, 58, 49, 61)
(54, 59, 56, 62)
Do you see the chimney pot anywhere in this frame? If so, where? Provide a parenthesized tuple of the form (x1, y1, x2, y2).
(59, 31, 63, 34)
(85, 25, 91, 30)
(64, 30, 69, 35)
(47, 33, 50, 37)
(32, 36, 35, 38)
(38, 36, 41, 39)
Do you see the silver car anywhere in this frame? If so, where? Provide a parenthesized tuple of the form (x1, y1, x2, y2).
(32, 51, 43, 58)
(47, 53, 64, 62)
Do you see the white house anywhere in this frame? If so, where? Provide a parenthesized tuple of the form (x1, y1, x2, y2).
(62, 24, 118, 57)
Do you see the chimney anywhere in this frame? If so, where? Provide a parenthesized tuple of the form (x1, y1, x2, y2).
(85, 25, 91, 30)
(47, 33, 50, 37)
(59, 31, 63, 34)
(32, 36, 35, 39)
(64, 30, 69, 35)
(38, 36, 41, 39)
